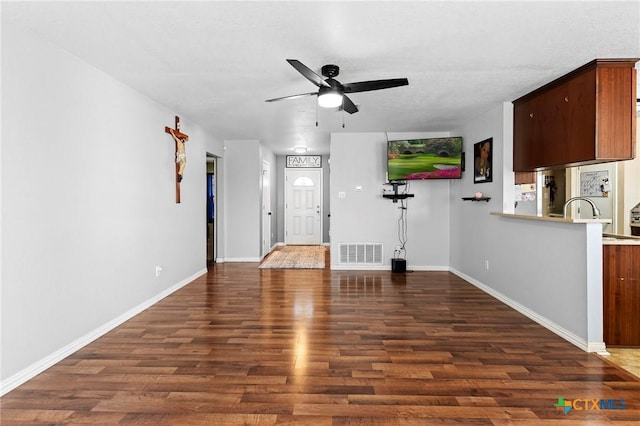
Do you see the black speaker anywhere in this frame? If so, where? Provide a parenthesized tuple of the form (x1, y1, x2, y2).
(391, 258, 406, 273)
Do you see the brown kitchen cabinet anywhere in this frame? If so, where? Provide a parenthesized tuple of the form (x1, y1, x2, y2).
(603, 244, 640, 346)
(513, 59, 637, 172)
(514, 171, 536, 185)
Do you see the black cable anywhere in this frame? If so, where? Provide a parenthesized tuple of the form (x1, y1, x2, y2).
(395, 181, 409, 260)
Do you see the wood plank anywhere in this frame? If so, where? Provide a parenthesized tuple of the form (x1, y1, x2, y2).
(2, 263, 640, 423)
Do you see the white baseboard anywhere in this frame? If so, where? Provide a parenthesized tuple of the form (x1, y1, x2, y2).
(0, 268, 207, 396)
(409, 265, 450, 271)
(223, 257, 261, 262)
(450, 268, 602, 353)
(330, 264, 449, 271)
(331, 265, 389, 271)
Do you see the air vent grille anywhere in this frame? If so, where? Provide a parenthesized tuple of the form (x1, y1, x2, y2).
(338, 243, 383, 265)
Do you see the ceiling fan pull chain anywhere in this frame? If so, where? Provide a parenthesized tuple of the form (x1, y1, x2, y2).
(316, 101, 319, 127)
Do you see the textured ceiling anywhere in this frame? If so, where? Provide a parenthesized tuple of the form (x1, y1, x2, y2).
(3, 1, 640, 155)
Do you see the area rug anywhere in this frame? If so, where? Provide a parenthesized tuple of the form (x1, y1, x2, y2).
(259, 245, 326, 269)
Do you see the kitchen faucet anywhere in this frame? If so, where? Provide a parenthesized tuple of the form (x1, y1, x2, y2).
(563, 197, 601, 218)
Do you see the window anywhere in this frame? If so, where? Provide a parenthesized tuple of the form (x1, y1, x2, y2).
(293, 176, 314, 187)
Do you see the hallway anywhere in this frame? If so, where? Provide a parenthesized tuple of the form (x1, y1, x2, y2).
(1, 264, 638, 424)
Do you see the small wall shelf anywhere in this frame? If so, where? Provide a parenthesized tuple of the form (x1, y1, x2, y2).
(384, 181, 414, 203)
(462, 197, 491, 202)
(383, 193, 415, 202)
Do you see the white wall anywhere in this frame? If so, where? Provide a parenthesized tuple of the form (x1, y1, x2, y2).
(222, 140, 262, 261)
(329, 132, 452, 270)
(1, 23, 223, 393)
(450, 103, 604, 351)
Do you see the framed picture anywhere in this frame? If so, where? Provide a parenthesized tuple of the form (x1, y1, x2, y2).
(473, 138, 492, 183)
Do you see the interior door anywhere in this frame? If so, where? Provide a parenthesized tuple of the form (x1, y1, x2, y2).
(262, 160, 272, 257)
(285, 168, 322, 245)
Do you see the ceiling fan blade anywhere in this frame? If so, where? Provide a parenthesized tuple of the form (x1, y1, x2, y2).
(287, 59, 331, 88)
(341, 95, 359, 114)
(343, 78, 409, 93)
(265, 92, 317, 102)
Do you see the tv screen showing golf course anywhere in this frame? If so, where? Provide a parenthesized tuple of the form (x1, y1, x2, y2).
(387, 137, 463, 181)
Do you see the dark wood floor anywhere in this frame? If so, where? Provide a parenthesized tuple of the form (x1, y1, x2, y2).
(2, 263, 639, 424)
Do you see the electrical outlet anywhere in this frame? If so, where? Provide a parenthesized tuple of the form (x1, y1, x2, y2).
(484, 260, 489, 270)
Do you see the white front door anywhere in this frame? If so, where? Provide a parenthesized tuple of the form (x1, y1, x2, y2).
(285, 168, 322, 245)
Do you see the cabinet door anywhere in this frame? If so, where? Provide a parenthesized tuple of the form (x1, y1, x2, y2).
(567, 69, 596, 162)
(540, 82, 570, 167)
(595, 65, 635, 160)
(513, 96, 543, 171)
(603, 245, 640, 346)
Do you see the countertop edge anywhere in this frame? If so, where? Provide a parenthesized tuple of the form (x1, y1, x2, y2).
(490, 212, 612, 224)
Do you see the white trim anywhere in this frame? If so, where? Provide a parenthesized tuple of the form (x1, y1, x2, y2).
(331, 265, 389, 271)
(409, 265, 450, 271)
(330, 264, 449, 271)
(223, 257, 261, 262)
(0, 268, 207, 396)
(450, 268, 603, 353)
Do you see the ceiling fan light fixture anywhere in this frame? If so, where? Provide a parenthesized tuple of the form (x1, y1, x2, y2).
(318, 87, 343, 108)
(267, 60, 407, 116)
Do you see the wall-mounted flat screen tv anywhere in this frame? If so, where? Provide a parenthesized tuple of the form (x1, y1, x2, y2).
(387, 137, 463, 181)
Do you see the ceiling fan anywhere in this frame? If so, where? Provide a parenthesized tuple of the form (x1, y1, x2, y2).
(265, 59, 409, 114)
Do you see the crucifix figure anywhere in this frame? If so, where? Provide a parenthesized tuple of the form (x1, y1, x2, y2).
(170, 128, 188, 182)
(165, 116, 190, 203)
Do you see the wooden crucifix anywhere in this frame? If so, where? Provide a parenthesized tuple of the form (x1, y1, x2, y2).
(165, 115, 189, 203)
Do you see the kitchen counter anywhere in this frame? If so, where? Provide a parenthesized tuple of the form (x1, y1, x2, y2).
(491, 212, 612, 224)
(602, 233, 640, 245)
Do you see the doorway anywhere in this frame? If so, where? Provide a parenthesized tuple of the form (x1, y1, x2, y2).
(206, 155, 217, 263)
(262, 160, 272, 257)
(285, 168, 323, 245)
